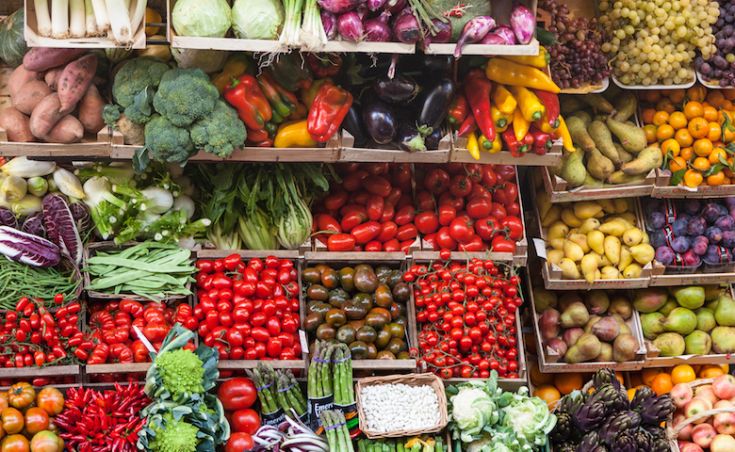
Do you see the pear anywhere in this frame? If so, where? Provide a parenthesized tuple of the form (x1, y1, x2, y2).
(564, 333, 602, 363)
(685, 331, 712, 355)
(583, 174, 605, 187)
(712, 326, 735, 354)
(663, 307, 697, 335)
(653, 332, 686, 356)
(597, 342, 613, 362)
(606, 170, 647, 185)
(714, 295, 735, 326)
(585, 290, 610, 315)
(615, 144, 634, 163)
(586, 148, 615, 180)
(566, 116, 596, 151)
(533, 287, 558, 312)
(613, 91, 637, 122)
(696, 307, 717, 333)
(559, 150, 587, 188)
(560, 301, 590, 328)
(588, 120, 621, 164)
(613, 333, 638, 362)
(581, 94, 614, 113)
(673, 286, 706, 310)
(640, 312, 666, 340)
(559, 293, 584, 311)
(704, 285, 722, 301)
(609, 296, 633, 319)
(606, 116, 647, 153)
(620, 146, 663, 176)
(633, 288, 668, 313)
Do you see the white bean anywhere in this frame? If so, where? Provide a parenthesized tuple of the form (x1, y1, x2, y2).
(360, 384, 440, 433)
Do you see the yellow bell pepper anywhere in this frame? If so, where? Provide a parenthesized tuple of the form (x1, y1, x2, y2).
(509, 86, 545, 122)
(466, 131, 481, 160)
(211, 54, 252, 93)
(491, 105, 510, 132)
(501, 47, 551, 69)
(557, 116, 574, 151)
(488, 135, 502, 153)
(492, 86, 517, 115)
(513, 109, 529, 142)
(485, 58, 560, 93)
(534, 111, 557, 134)
(274, 120, 317, 148)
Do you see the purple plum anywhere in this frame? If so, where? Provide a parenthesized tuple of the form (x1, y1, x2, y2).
(706, 226, 723, 244)
(726, 197, 735, 210)
(704, 245, 732, 264)
(692, 236, 709, 256)
(687, 217, 707, 237)
(655, 246, 675, 265)
(647, 211, 666, 230)
(682, 249, 701, 267)
(702, 202, 728, 223)
(649, 230, 667, 248)
(722, 230, 735, 248)
(715, 215, 735, 231)
(672, 217, 690, 236)
(671, 236, 691, 253)
(681, 199, 701, 215)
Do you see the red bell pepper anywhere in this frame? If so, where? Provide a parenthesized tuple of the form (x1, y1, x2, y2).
(448, 94, 469, 128)
(464, 69, 495, 141)
(224, 75, 273, 131)
(307, 83, 353, 143)
(533, 90, 560, 128)
(529, 125, 552, 155)
(502, 128, 529, 158)
(521, 132, 534, 155)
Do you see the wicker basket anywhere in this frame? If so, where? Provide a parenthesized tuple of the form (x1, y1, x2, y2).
(356, 372, 448, 438)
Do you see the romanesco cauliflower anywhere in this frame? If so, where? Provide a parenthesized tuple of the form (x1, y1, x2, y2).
(156, 349, 205, 398)
(149, 413, 199, 452)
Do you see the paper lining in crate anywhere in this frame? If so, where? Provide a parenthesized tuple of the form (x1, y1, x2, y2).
(356, 373, 448, 438)
(540, 165, 656, 203)
(83, 241, 192, 302)
(340, 130, 450, 163)
(652, 168, 735, 198)
(450, 133, 563, 166)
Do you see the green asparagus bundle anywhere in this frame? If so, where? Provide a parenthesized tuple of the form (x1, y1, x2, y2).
(308, 341, 335, 399)
(319, 410, 355, 452)
(246, 363, 280, 415)
(275, 369, 307, 417)
(333, 343, 355, 406)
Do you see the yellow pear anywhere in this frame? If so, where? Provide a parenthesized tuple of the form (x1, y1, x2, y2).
(548, 222, 570, 240)
(597, 199, 616, 214)
(541, 206, 561, 227)
(622, 227, 643, 246)
(599, 219, 628, 237)
(557, 258, 581, 279)
(601, 266, 621, 279)
(630, 243, 654, 265)
(573, 201, 604, 220)
(563, 240, 585, 262)
(549, 238, 565, 250)
(599, 253, 612, 267)
(547, 249, 564, 265)
(622, 263, 642, 278)
(561, 208, 583, 227)
(613, 198, 630, 213)
(568, 233, 590, 253)
(579, 218, 601, 234)
(581, 253, 601, 283)
(587, 230, 605, 255)
(604, 236, 621, 265)
(618, 246, 633, 271)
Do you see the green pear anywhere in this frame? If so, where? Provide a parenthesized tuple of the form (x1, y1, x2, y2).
(684, 331, 712, 355)
(606, 116, 647, 153)
(653, 332, 685, 357)
(633, 288, 668, 313)
(704, 285, 723, 301)
(658, 299, 678, 316)
(696, 308, 717, 333)
(559, 150, 587, 188)
(640, 312, 666, 340)
(662, 307, 697, 335)
(533, 287, 558, 313)
(714, 295, 735, 327)
(712, 326, 735, 354)
(673, 286, 705, 310)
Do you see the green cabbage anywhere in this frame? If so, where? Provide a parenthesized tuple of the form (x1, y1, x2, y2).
(231, 0, 284, 39)
(172, 0, 231, 37)
(450, 386, 498, 443)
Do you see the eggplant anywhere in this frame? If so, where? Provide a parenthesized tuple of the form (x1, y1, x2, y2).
(418, 79, 455, 129)
(424, 127, 442, 150)
(396, 122, 426, 152)
(373, 75, 419, 103)
(362, 101, 397, 144)
(342, 105, 368, 147)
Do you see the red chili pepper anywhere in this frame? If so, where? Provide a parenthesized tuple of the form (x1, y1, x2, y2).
(465, 69, 495, 141)
(457, 114, 476, 137)
(532, 90, 560, 128)
(501, 128, 527, 157)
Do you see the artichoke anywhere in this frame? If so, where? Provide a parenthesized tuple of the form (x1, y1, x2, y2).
(644, 425, 671, 452)
(558, 390, 586, 417)
(550, 412, 574, 445)
(612, 431, 639, 452)
(630, 385, 656, 411)
(577, 431, 609, 452)
(554, 442, 576, 452)
(574, 399, 607, 432)
(639, 395, 675, 425)
(599, 410, 642, 445)
(633, 427, 652, 449)
(591, 368, 618, 390)
(589, 383, 628, 413)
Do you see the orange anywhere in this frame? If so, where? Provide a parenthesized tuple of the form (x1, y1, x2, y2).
(641, 108, 656, 124)
(644, 124, 658, 143)
(529, 362, 553, 386)
(668, 89, 686, 104)
(668, 111, 688, 129)
(709, 147, 727, 165)
(707, 171, 727, 186)
(693, 157, 711, 172)
(656, 124, 675, 141)
(680, 147, 694, 161)
(684, 169, 704, 188)
(554, 373, 585, 395)
(640, 90, 661, 103)
(724, 88, 735, 100)
(669, 156, 688, 172)
(707, 122, 722, 141)
(700, 365, 727, 379)
(703, 105, 719, 122)
(642, 368, 663, 386)
(684, 101, 704, 119)
(652, 110, 670, 126)
(723, 100, 735, 111)
(687, 85, 707, 102)
(650, 373, 674, 395)
(671, 364, 696, 384)
(661, 138, 680, 157)
(707, 90, 726, 108)
(533, 385, 561, 409)
(626, 387, 637, 401)
(675, 128, 694, 147)
(688, 117, 710, 139)
(656, 98, 676, 113)
(693, 138, 713, 157)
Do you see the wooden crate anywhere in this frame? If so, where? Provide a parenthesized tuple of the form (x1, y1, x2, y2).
(450, 134, 563, 167)
(83, 241, 193, 302)
(301, 254, 417, 372)
(424, 0, 540, 56)
(540, 166, 656, 203)
(340, 131, 450, 164)
(652, 168, 735, 198)
(105, 127, 341, 162)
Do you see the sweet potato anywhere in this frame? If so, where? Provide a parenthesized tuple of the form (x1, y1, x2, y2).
(45, 115, 84, 143)
(11, 80, 52, 115)
(0, 107, 34, 142)
(44, 68, 62, 90)
(22, 48, 86, 72)
(29, 93, 63, 139)
(78, 85, 105, 133)
(8, 66, 41, 98)
(57, 54, 98, 115)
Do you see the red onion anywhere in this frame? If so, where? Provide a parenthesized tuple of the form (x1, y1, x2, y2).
(454, 15, 496, 57)
(321, 11, 338, 39)
(423, 18, 451, 45)
(493, 25, 517, 44)
(317, 0, 363, 15)
(356, 4, 369, 20)
(367, 0, 387, 11)
(510, 4, 535, 44)
(480, 32, 507, 44)
(365, 12, 392, 41)
(386, 0, 407, 15)
(392, 9, 420, 44)
(338, 11, 364, 41)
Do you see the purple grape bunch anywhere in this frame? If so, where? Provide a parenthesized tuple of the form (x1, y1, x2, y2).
(696, 1, 735, 86)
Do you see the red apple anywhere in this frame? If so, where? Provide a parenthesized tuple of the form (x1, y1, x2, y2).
(686, 398, 713, 424)
(675, 413, 693, 441)
(672, 383, 695, 408)
(710, 434, 735, 452)
(714, 411, 735, 435)
(678, 441, 704, 452)
(713, 375, 735, 400)
(695, 385, 718, 406)
(692, 423, 717, 448)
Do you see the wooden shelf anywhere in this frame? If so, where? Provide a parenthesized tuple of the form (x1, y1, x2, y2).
(540, 166, 656, 203)
(424, 39, 540, 56)
(652, 169, 735, 198)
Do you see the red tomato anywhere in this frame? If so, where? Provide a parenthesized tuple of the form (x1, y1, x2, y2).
(465, 197, 492, 219)
(231, 409, 261, 434)
(218, 378, 257, 410)
(394, 205, 415, 226)
(414, 212, 439, 235)
(449, 174, 472, 197)
(415, 190, 436, 211)
(436, 227, 457, 250)
(1, 435, 29, 452)
(491, 235, 516, 253)
(448, 218, 474, 243)
(501, 216, 524, 240)
(29, 431, 60, 452)
(377, 221, 398, 242)
(423, 168, 450, 194)
(225, 433, 254, 452)
(438, 205, 456, 226)
(474, 216, 499, 241)
(481, 166, 498, 187)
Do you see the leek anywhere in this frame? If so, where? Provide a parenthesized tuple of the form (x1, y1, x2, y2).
(300, 0, 327, 50)
(106, 0, 133, 44)
(34, 0, 53, 36)
(51, 0, 70, 38)
(90, 0, 110, 33)
(70, 0, 86, 37)
(85, 0, 98, 35)
(279, 0, 304, 47)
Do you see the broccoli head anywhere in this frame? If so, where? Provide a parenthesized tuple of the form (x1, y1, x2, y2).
(112, 57, 170, 108)
(148, 413, 199, 452)
(124, 87, 155, 125)
(102, 104, 121, 129)
(144, 115, 195, 164)
(153, 68, 219, 127)
(190, 100, 247, 158)
(155, 348, 205, 398)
